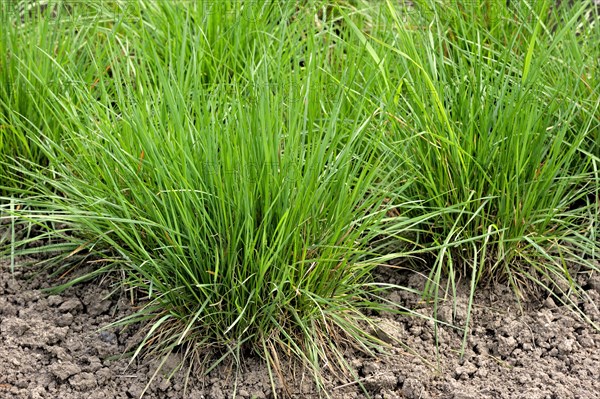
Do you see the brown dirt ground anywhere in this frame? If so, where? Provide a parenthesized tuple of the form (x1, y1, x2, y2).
(0, 256, 599, 399)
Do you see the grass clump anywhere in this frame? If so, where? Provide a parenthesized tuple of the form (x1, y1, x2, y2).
(350, 0, 599, 318)
(3, 1, 407, 396)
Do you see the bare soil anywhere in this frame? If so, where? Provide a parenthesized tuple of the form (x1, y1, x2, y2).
(1, 257, 599, 399)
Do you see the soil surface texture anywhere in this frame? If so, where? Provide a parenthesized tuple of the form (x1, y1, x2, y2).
(1, 257, 599, 399)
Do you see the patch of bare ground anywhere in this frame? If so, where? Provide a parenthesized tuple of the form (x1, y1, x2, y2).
(0, 256, 598, 399)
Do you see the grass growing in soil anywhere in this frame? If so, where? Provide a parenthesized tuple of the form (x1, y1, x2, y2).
(360, 1, 599, 316)
(1, 0, 599, 396)
(2, 0, 408, 396)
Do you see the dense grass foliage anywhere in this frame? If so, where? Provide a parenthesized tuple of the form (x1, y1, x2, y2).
(350, 0, 599, 308)
(1, 1, 407, 395)
(1, 0, 599, 396)
(0, 1, 131, 194)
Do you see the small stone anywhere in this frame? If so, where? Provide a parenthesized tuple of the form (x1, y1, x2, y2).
(86, 357, 103, 373)
(455, 361, 477, 379)
(498, 336, 518, 357)
(437, 305, 453, 324)
(21, 291, 40, 303)
(557, 339, 575, 354)
(58, 299, 83, 313)
(127, 385, 144, 399)
(47, 295, 63, 306)
(577, 335, 594, 347)
(56, 313, 74, 327)
(95, 368, 112, 384)
(49, 361, 81, 381)
(475, 368, 488, 378)
(537, 310, 554, 325)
